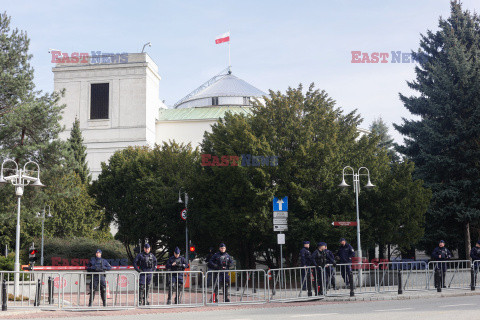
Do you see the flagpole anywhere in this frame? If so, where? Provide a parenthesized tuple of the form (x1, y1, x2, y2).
(228, 32, 231, 70)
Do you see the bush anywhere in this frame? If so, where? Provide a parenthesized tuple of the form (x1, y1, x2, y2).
(8, 294, 28, 301)
(0, 253, 15, 271)
(22, 237, 128, 266)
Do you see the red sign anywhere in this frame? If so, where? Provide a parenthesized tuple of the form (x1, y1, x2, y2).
(54, 277, 67, 289)
(331, 221, 357, 227)
(181, 208, 187, 221)
(117, 275, 128, 288)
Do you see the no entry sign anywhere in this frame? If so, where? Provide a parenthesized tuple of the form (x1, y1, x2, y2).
(331, 221, 357, 227)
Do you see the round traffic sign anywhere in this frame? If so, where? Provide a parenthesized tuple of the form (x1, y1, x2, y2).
(118, 275, 128, 288)
(180, 208, 187, 221)
(54, 276, 67, 289)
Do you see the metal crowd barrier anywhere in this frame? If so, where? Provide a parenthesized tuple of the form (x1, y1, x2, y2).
(473, 260, 480, 290)
(138, 271, 204, 308)
(427, 260, 471, 290)
(267, 266, 324, 302)
(0, 271, 61, 309)
(377, 261, 428, 293)
(57, 271, 137, 310)
(324, 263, 377, 296)
(206, 269, 266, 305)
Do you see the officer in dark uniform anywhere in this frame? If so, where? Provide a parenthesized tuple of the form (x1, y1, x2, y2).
(165, 247, 189, 304)
(208, 243, 233, 302)
(134, 243, 158, 305)
(312, 242, 327, 295)
(87, 249, 112, 307)
(470, 240, 480, 285)
(325, 243, 336, 290)
(299, 241, 314, 296)
(431, 240, 452, 288)
(336, 238, 355, 286)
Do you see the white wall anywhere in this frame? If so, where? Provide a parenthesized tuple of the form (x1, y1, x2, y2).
(53, 53, 161, 178)
(155, 120, 217, 148)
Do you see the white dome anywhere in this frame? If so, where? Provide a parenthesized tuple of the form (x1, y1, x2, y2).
(175, 73, 266, 109)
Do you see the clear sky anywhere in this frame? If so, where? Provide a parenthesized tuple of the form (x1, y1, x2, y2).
(3, 0, 479, 143)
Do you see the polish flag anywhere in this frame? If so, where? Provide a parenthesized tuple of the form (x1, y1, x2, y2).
(215, 32, 230, 44)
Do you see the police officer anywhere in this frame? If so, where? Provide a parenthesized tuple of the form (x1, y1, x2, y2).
(470, 240, 480, 285)
(299, 241, 314, 296)
(205, 247, 215, 286)
(336, 238, 355, 286)
(325, 243, 336, 290)
(165, 247, 189, 304)
(87, 249, 111, 307)
(134, 243, 158, 305)
(312, 242, 327, 295)
(208, 243, 233, 302)
(431, 240, 452, 288)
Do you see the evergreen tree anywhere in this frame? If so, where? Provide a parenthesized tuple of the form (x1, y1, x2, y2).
(370, 118, 399, 162)
(67, 118, 91, 184)
(0, 12, 34, 118)
(394, 1, 480, 258)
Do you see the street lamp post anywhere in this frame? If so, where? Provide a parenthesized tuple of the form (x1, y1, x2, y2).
(36, 206, 52, 266)
(0, 159, 45, 293)
(178, 189, 189, 258)
(339, 166, 374, 283)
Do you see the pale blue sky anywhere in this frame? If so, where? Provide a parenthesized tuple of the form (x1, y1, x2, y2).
(3, 0, 479, 142)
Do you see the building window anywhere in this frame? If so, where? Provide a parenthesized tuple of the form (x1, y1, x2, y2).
(243, 97, 251, 105)
(90, 83, 109, 119)
(212, 97, 219, 106)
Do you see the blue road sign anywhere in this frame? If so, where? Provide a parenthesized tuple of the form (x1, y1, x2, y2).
(273, 196, 288, 212)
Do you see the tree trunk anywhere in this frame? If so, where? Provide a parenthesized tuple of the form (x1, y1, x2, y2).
(465, 222, 471, 260)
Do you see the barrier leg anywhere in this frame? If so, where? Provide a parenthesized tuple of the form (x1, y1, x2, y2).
(2, 279, 7, 311)
(349, 272, 354, 297)
(34, 279, 41, 306)
(471, 267, 475, 291)
(397, 270, 403, 295)
(435, 269, 442, 293)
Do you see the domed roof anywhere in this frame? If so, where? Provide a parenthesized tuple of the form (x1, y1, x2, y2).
(175, 72, 266, 109)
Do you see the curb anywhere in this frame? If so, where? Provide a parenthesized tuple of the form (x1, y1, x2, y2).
(325, 290, 480, 302)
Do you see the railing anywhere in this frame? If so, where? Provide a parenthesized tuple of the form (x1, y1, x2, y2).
(205, 269, 266, 305)
(0, 271, 61, 309)
(427, 260, 472, 291)
(377, 261, 428, 293)
(138, 271, 204, 308)
(325, 263, 377, 296)
(56, 271, 137, 310)
(267, 266, 324, 302)
(1, 261, 480, 310)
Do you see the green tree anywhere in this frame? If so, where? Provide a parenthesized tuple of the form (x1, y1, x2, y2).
(370, 118, 400, 162)
(67, 118, 91, 184)
(92, 143, 199, 263)
(394, 1, 480, 258)
(193, 84, 430, 268)
(0, 12, 34, 118)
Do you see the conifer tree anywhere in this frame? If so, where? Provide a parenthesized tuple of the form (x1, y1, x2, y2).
(395, 1, 480, 257)
(67, 118, 91, 184)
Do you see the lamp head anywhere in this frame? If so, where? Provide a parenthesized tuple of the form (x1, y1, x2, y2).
(338, 178, 350, 188)
(31, 178, 45, 188)
(365, 179, 375, 189)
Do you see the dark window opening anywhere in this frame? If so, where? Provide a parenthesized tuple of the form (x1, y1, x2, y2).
(212, 97, 219, 106)
(243, 97, 251, 105)
(90, 83, 109, 119)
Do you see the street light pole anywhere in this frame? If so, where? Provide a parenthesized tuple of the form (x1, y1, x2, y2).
(339, 166, 374, 284)
(178, 189, 189, 258)
(0, 159, 45, 294)
(38, 206, 51, 266)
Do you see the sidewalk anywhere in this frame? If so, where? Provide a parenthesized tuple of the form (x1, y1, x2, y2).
(0, 289, 479, 319)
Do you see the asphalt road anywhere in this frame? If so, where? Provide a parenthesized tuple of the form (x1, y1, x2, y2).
(17, 295, 480, 320)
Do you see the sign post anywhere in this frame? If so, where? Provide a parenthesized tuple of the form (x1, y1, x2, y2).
(273, 197, 288, 273)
